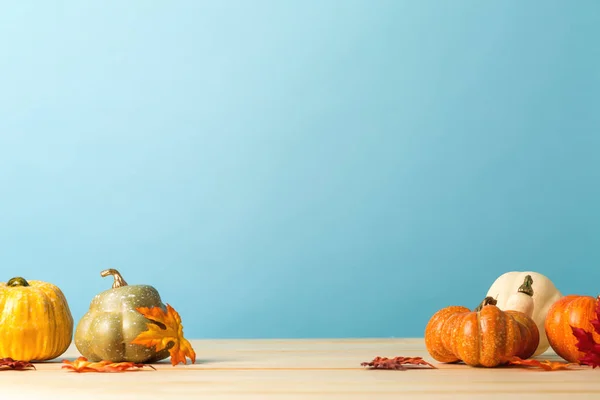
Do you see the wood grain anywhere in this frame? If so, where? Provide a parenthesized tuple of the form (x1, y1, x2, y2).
(0, 339, 597, 399)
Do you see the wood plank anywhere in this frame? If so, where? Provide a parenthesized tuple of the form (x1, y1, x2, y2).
(0, 339, 596, 399)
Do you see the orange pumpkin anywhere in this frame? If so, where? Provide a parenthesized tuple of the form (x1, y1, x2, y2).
(544, 295, 600, 363)
(425, 297, 539, 367)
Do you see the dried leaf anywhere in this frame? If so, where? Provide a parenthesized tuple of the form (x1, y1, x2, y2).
(361, 356, 437, 370)
(62, 357, 156, 373)
(131, 303, 196, 366)
(505, 356, 575, 371)
(571, 299, 600, 368)
(0, 358, 35, 371)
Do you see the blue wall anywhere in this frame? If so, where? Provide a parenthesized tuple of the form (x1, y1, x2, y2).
(1, 1, 599, 338)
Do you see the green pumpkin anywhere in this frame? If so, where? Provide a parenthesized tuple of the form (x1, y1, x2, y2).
(74, 269, 172, 363)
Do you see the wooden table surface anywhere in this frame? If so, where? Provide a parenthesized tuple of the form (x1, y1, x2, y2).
(1, 338, 598, 399)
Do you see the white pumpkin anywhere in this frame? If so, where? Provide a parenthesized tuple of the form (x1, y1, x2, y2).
(484, 271, 562, 356)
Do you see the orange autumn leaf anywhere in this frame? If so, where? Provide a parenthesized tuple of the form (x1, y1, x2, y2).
(131, 303, 196, 366)
(62, 357, 156, 373)
(506, 356, 576, 371)
(0, 358, 36, 371)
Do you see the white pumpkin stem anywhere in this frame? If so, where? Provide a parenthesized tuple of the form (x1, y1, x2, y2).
(100, 269, 128, 288)
(518, 275, 534, 296)
(505, 275, 535, 317)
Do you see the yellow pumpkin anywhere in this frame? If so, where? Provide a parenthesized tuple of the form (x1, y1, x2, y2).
(0, 276, 73, 361)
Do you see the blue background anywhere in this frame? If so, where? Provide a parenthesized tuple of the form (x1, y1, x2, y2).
(1, 1, 599, 339)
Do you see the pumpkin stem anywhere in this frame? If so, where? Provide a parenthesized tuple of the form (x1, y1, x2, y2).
(518, 275, 534, 297)
(474, 296, 497, 311)
(100, 269, 128, 288)
(6, 277, 30, 287)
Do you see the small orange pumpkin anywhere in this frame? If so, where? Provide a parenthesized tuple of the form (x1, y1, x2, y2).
(425, 297, 539, 367)
(544, 295, 600, 363)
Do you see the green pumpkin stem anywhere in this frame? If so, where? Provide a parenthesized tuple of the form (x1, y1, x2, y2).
(6, 277, 30, 287)
(518, 275, 534, 297)
(100, 269, 128, 288)
(474, 296, 497, 312)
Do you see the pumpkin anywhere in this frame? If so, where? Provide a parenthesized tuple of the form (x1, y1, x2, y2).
(544, 295, 600, 363)
(0, 276, 73, 361)
(74, 269, 171, 363)
(425, 297, 539, 367)
(484, 271, 562, 356)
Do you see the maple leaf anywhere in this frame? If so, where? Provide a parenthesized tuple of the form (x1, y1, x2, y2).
(361, 356, 437, 370)
(131, 303, 196, 366)
(570, 298, 600, 368)
(0, 358, 36, 371)
(62, 357, 156, 373)
(505, 356, 575, 371)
